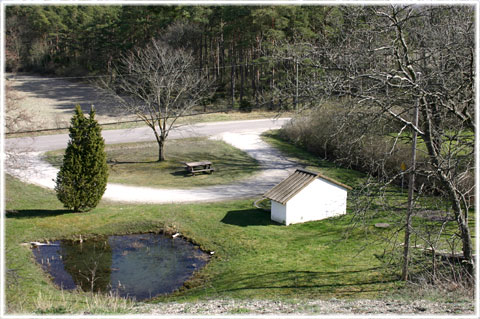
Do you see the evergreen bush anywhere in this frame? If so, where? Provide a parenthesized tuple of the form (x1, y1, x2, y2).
(239, 99, 252, 113)
(55, 105, 108, 212)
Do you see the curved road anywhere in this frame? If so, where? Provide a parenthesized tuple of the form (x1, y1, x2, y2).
(5, 118, 298, 203)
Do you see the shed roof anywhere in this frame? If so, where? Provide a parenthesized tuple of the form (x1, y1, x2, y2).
(264, 168, 352, 205)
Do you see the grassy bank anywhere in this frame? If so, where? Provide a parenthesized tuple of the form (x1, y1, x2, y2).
(261, 131, 366, 188)
(5, 131, 472, 315)
(45, 138, 259, 188)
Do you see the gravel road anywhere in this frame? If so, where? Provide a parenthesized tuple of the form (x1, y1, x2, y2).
(5, 119, 295, 203)
(135, 298, 474, 315)
(5, 118, 291, 152)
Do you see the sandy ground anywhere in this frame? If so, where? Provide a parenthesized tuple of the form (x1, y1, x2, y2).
(6, 130, 298, 203)
(6, 73, 135, 132)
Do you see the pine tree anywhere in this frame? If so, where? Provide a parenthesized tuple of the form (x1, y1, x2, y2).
(55, 105, 108, 212)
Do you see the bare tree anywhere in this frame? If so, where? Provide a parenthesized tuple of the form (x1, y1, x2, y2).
(101, 39, 212, 161)
(5, 80, 31, 134)
(281, 5, 475, 280)
(328, 5, 475, 278)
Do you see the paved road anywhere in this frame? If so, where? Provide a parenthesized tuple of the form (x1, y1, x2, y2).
(5, 118, 290, 152)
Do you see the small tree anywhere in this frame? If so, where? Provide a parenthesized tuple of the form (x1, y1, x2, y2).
(55, 105, 108, 212)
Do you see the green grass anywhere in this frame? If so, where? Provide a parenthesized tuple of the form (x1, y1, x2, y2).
(45, 138, 259, 188)
(5, 129, 473, 314)
(390, 129, 474, 158)
(5, 174, 400, 314)
(99, 110, 292, 132)
(261, 130, 366, 188)
(262, 130, 475, 252)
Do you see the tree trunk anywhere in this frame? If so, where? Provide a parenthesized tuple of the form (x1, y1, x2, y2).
(451, 189, 474, 277)
(220, 28, 225, 82)
(252, 66, 257, 106)
(294, 58, 299, 111)
(230, 44, 235, 109)
(216, 37, 220, 79)
(420, 99, 474, 278)
(157, 139, 165, 162)
(240, 48, 245, 102)
(401, 99, 419, 281)
(199, 31, 203, 76)
(270, 64, 275, 110)
(204, 30, 209, 79)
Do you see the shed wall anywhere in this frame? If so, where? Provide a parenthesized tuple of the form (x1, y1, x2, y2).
(286, 178, 347, 225)
(271, 200, 287, 224)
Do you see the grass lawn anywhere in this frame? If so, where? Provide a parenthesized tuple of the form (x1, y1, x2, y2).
(261, 131, 366, 188)
(389, 129, 475, 158)
(5, 130, 473, 315)
(5, 174, 401, 314)
(45, 137, 259, 188)
(263, 131, 476, 247)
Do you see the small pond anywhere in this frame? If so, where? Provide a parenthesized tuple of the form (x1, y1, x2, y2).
(32, 233, 209, 301)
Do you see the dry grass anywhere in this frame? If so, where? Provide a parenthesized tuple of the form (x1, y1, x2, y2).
(32, 289, 136, 315)
(45, 137, 260, 188)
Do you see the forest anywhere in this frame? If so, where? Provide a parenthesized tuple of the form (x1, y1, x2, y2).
(6, 5, 345, 110)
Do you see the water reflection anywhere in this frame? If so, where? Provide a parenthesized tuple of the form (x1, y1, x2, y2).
(60, 240, 112, 293)
(32, 233, 209, 300)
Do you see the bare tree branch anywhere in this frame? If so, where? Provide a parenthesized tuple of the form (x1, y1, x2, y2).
(99, 38, 213, 161)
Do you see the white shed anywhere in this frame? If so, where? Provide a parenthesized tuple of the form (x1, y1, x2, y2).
(264, 168, 352, 225)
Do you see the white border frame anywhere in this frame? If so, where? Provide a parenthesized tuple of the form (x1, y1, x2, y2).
(1, 1, 478, 318)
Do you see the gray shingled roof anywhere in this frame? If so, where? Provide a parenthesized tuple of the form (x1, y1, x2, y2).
(264, 168, 352, 205)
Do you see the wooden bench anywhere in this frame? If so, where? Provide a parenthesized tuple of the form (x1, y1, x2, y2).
(184, 161, 215, 176)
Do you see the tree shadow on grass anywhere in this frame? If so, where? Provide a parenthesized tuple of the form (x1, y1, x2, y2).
(215, 267, 397, 295)
(107, 160, 158, 165)
(10, 76, 132, 117)
(6, 209, 72, 219)
(221, 209, 281, 227)
(170, 170, 190, 177)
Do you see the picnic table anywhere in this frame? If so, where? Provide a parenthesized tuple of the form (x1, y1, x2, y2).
(184, 161, 215, 176)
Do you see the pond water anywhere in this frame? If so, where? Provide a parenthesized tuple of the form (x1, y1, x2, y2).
(32, 233, 209, 300)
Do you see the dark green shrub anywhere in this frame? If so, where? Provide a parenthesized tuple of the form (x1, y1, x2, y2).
(239, 99, 252, 113)
(55, 105, 108, 212)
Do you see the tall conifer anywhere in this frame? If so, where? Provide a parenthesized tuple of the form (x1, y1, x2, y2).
(55, 105, 108, 212)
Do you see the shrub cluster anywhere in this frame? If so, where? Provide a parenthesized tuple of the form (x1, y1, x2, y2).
(280, 102, 412, 183)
